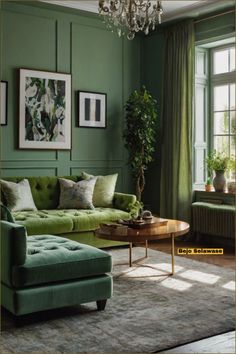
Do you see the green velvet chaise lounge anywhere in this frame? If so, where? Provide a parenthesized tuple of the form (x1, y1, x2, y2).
(1, 220, 112, 316)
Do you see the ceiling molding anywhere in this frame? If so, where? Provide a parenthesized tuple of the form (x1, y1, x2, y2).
(40, 1, 99, 13)
(163, 0, 235, 22)
(39, 0, 235, 23)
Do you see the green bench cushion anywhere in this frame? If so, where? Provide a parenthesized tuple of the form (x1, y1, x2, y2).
(12, 208, 130, 235)
(192, 202, 235, 212)
(12, 235, 112, 288)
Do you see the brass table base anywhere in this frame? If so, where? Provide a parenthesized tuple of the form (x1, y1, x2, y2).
(124, 233, 175, 275)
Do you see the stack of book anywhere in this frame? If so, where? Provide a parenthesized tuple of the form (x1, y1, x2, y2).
(99, 223, 128, 235)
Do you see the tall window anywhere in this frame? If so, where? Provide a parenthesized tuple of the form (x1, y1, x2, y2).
(193, 41, 235, 189)
(211, 45, 235, 158)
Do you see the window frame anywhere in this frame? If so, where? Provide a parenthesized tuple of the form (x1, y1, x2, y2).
(210, 43, 235, 156)
(193, 40, 235, 190)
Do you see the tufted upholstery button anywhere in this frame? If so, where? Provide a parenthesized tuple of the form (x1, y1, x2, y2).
(44, 246, 58, 250)
(63, 244, 80, 251)
(34, 236, 48, 240)
(30, 243, 43, 247)
(28, 248, 40, 255)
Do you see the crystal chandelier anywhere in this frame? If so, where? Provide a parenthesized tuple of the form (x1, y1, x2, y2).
(98, 0, 163, 40)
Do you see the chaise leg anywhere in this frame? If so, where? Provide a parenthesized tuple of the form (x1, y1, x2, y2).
(96, 299, 107, 311)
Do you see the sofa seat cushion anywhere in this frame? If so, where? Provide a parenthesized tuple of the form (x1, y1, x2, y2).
(12, 235, 112, 288)
(12, 208, 130, 235)
(70, 207, 130, 232)
(12, 211, 74, 235)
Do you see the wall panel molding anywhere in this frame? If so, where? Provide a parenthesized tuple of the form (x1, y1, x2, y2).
(0, 1, 140, 193)
(1, 167, 58, 177)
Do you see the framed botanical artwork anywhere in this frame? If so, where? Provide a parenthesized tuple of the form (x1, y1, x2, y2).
(19, 68, 71, 149)
(78, 91, 107, 128)
(0, 81, 8, 126)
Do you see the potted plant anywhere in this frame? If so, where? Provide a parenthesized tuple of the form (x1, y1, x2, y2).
(205, 177, 213, 192)
(205, 150, 234, 192)
(123, 86, 157, 201)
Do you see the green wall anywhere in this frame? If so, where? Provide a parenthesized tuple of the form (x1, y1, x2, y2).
(140, 33, 164, 213)
(0, 1, 234, 207)
(0, 0, 140, 193)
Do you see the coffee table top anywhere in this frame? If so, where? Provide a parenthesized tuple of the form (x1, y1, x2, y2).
(119, 216, 168, 228)
(95, 219, 190, 243)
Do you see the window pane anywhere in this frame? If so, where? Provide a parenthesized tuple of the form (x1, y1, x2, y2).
(213, 136, 230, 155)
(230, 48, 235, 72)
(230, 84, 235, 110)
(214, 85, 229, 111)
(230, 111, 236, 134)
(213, 49, 229, 74)
(229, 136, 236, 180)
(214, 112, 229, 134)
(230, 136, 235, 158)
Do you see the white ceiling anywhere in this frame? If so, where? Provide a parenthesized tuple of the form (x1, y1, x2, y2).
(40, 0, 235, 22)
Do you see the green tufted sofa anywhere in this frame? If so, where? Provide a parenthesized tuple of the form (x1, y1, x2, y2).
(1, 220, 112, 315)
(1, 176, 137, 248)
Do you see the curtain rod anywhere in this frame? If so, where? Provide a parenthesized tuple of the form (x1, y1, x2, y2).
(194, 9, 235, 24)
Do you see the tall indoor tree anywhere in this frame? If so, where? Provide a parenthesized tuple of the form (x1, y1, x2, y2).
(123, 86, 157, 202)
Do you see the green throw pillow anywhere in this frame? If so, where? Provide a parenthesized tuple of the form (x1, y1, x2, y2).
(0, 179, 37, 212)
(58, 177, 97, 209)
(81, 172, 118, 207)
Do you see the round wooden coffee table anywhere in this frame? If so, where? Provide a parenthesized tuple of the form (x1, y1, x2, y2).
(95, 218, 190, 275)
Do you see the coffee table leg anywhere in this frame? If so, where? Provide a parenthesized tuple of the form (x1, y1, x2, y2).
(171, 234, 175, 275)
(145, 240, 148, 258)
(129, 242, 132, 267)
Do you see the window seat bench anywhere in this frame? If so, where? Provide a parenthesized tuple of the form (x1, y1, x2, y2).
(191, 191, 235, 244)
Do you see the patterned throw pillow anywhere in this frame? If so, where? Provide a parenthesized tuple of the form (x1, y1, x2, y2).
(0, 179, 37, 212)
(58, 177, 97, 209)
(81, 172, 118, 207)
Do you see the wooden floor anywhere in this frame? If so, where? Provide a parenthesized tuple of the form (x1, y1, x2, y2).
(146, 238, 235, 269)
(159, 331, 235, 353)
(140, 238, 235, 353)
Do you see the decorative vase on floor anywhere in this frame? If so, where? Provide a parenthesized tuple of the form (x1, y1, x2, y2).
(213, 170, 226, 192)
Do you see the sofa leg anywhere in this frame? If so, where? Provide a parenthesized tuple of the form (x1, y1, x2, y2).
(97, 299, 107, 311)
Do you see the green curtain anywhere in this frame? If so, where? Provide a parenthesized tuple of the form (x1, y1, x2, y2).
(160, 20, 194, 222)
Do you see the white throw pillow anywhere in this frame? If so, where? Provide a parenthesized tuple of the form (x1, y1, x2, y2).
(81, 172, 118, 207)
(58, 177, 97, 209)
(0, 179, 37, 212)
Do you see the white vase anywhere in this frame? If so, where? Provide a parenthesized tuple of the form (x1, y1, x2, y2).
(213, 170, 226, 192)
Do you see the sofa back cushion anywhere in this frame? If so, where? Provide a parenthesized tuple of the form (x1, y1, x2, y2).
(1, 176, 79, 210)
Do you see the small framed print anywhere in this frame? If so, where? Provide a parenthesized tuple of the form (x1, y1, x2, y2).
(19, 68, 71, 149)
(78, 91, 107, 128)
(0, 81, 8, 126)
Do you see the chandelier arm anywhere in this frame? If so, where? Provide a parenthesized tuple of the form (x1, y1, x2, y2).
(98, 0, 163, 39)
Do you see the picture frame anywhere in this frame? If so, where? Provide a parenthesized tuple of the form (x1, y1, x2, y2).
(19, 68, 71, 149)
(0, 81, 8, 126)
(78, 91, 107, 128)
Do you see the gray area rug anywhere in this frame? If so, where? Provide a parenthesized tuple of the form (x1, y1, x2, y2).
(1, 247, 235, 353)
